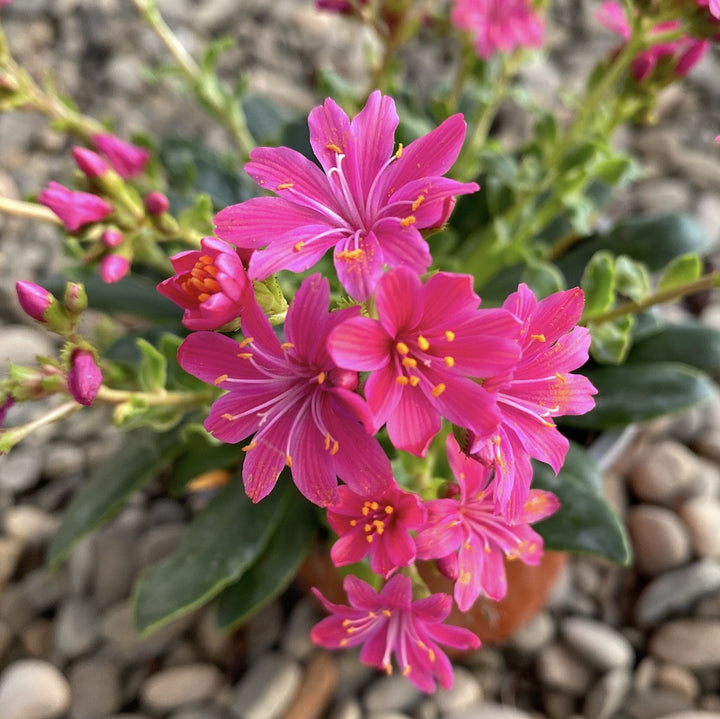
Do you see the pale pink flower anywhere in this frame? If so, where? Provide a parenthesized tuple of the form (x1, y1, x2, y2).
(451, 0, 544, 60)
(311, 574, 481, 692)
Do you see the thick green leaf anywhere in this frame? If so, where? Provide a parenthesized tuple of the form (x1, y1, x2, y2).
(216, 489, 316, 629)
(168, 438, 246, 496)
(657, 253, 702, 292)
(136, 338, 167, 393)
(557, 213, 708, 286)
(532, 443, 632, 564)
(581, 251, 616, 317)
(520, 261, 565, 298)
(589, 315, 635, 364)
(133, 477, 291, 634)
(615, 255, 651, 303)
(561, 362, 717, 429)
(627, 321, 720, 371)
(48, 430, 183, 569)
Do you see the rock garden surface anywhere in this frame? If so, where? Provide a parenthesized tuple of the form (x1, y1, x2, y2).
(3, 1, 720, 718)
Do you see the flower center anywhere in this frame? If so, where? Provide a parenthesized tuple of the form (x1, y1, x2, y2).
(180, 255, 221, 303)
(327, 367, 359, 391)
(352, 500, 395, 543)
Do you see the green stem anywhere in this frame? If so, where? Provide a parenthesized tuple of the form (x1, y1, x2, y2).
(0, 401, 81, 455)
(96, 385, 215, 408)
(0, 196, 62, 225)
(584, 272, 720, 325)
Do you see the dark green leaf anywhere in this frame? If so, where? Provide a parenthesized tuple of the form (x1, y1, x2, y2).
(133, 477, 291, 634)
(168, 438, 246, 496)
(48, 430, 183, 569)
(216, 489, 316, 629)
(532, 443, 632, 564)
(627, 321, 720, 372)
(561, 362, 717, 429)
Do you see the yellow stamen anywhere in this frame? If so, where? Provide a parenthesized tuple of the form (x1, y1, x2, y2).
(237, 352, 253, 359)
(239, 337, 254, 347)
(554, 372, 567, 383)
(384, 505, 394, 514)
(444, 356, 455, 367)
(317, 371, 326, 384)
(409, 376, 420, 387)
(277, 182, 294, 190)
(337, 248, 364, 261)
(286, 455, 293, 467)
(364, 523, 372, 532)
(396, 376, 409, 385)
(349, 519, 357, 526)
(402, 666, 411, 677)
(431, 383, 446, 397)
(417, 335, 430, 351)
(400, 215, 416, 227)
(373, 520, 385, 535)
(459, 571, 472, 585)
(401, 357, 417, 368)
(382, 609, 392, 617)
(281, 342, 295, 350)
(394, 143, 403, 159)
(326, 143, 343, 154)
(330, 440, 339, 456)
(294, 241, 304, 252)
(445, 330, 455, 342)
(214, 374, 228, 385)
(531, 333, 546, 342)
(396, 341, 410, 355)
(242, 441, 257, 452)
(366, 535, 373, 543)
(411, 195, 425, 212)
(221, 413, 234, 420)
(324, 433, 331, 451)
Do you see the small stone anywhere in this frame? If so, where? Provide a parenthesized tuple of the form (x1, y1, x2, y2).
(244, 602, 284, 660)
(21, 619, 53, 659)
(231, 651, 302, 719)
(0, 326, 56, 369)
(137, 523, 186, 566)
(363, 674, 423, 713)
(281, 651, 338, 719)
(633, 178, 691, 214)
(168, 706, 236, 719)
(434, 666, 482, 713)
(0, 619, 12, 662)
(628, 505, 692, 575)
(649, 620, 720, 668)
(68, 658, 123, 719)
(0, 659, 71, 719)
(679, 497, 720, 558)
(536, 642, 594, 695)
(0, 536, 23, 589)
(561, 616, 634, 670)
(20, 568, 69, 613)
(0, 450, 44, 493)
(660, 712, 720, 719)
(53, 597, 99, 659)
(42, 442, 85, 480)
(583, 668, 632, 719)
(140, 663, 224, 713)
(3, 505, 60, 544)
(508, 610, 555, 655)
(94, 523, 139, 609)
(281, 597, 320, 661)
(0, 584, 37, 630)
(444, 704, 534, 719)
(625, 689, 693, 719)
(195, 607, 233, 662)
(328, 698, 362, 719)
(655, 663, 702, 702)
(635, 561, 720, 627)
(67, 534, 95, 595)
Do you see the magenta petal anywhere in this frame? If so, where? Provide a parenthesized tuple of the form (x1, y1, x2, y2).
(328, 317, 391, 372)
(204, 392, 269, 444)
(178, 332, 258, 384)
(284, 274, 330, 362)
(364, 365, 403, 432)
(333, 230, 385, 301)
(374, 266, 424, 337)
(344, 575, 383, 611)
(372, 218, 432, 274)
(423, 621, 481, 651)
(242, 419, 294, 503)
(412, 593, 452, 625)
(420, 271, 479, 327)
(386, 385, 441, 456)
(331, 532, 370, 567)
(309, 97, 353, 175)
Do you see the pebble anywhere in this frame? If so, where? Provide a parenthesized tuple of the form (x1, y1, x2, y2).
(634, 561, 720, 627)
(94, 523, 140, 609)
(68, 658, 123, 719)
(0, 659, 71, 719)
(434, 666, 482, 713)
(443, 705, 534, 719)
(41, 442, 85, 480)
(650, 620, 720, 668)
(583, 668, 632, 719)
(625, 689, 694, 719)
(194, 606, 233, 662)
(3, 505, 60, 544)
(231, 651, 302, 719)
(560, 616, 635, 670)
(328, 698, 363, 719)
(536, 642, 594, 695)
(0, 325, 56, 368)
(140, 662, 224, 713)
(0, 535, 23, 589)
(656, 663, 702, 702)
(628, 504, 693, 575)
(507, 610, 555, 655)
(20, 568, 69, 613)
(21, 618, 54, 659)
(281, 652, 339, 719)
(363, 674, 422, 713)
(243, 602, 284, 660)
(0, 450, 44, 494)
(53, 596, 99, 659)
(0, 619, 12, 661)
(679, 498, 720, 559)
(281, 597, 320, 661)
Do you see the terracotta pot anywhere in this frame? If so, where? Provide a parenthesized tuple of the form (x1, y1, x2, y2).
(298, 550, 567, 646)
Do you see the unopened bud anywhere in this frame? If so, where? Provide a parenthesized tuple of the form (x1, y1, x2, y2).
(99, 254, 130, 283)
(93, 133, 150, 179)
(15, 280, 52, 322)
(72, 147, 111, 178)
(67, 349, 102, 406)
(145, 191, 169, 216)
(63, 282, 87, 315)
(100, 229, 123, 248)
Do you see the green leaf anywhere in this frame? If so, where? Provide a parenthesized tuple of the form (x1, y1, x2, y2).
(532, 443, 632, 564)
(216, 489, 316, 629)
(557, 213, 709, 286)
(626, 321, 720, 371)
(133, 477, 291, 634)
(168, 437, 246, 496)
(520, 261, 565, 298)
(657, 253, 702, 292)
(589, 315, 635, 364)
(615, 255, 651, 303)
(561, 362, 717, 429)
(136, 338, 167, 393)
(581, 251, 616, 318)
(48, 430, 183, 569)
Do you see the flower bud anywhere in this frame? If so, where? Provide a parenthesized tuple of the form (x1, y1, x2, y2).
(72, 147, 110, 178)
(99, 254, 130, 283)
(0, 396, 15, 428)
(100, 229, 124, 248)
(145, 191, 169, 216)
(38, 181, 113, 233)
(93, 133, 150, 179)
(15, 280, 53, 322)
(67, 349, 102, 406)
(63, 282, 88, 315)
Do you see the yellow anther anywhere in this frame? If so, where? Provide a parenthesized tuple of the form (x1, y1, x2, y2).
(242, 441, 257, 452)
(411, 195, 425, 212)
(276, 182, 294, 190)
(214, 374, 228, 385)
(373, 520, 385, 535)
(281, 342, 295, 350)
(362, 505, 370, 516)
(294, 241, 304, 252)
(459, 571, 472, 585)
(324, 433, 331, 451)
(444, 356, 455, 367)
(409, 376, 420, 387)
(396, 376, 409, 385)
(349, 519, 357, 527)
(400, 215, 416, 228)
(445, 330, 455, 342)
(340, 638, 348, 647)
(531, 333, 546, 342)
(239, 337, 254, 347)
(364, 523, 373, 532)
(366, 535, 373, 543)
(427, 649, 436, 662)
(285, 455, 293, 467)
(237, 352, 253, 359)
(431, 383, 446, 397)
(330, 440, 339, 456)
(417, 335, 430, 351)
(342, 619, 352, 627)
(396, 341, 410, 355)
(317, 371, 326, 384)
(384, 664, 392, 675)
(382, 610, 392, 617)
(394, 143, 403, 159)
(326, 143, 343, 154)
(401, 357, 417, 368)
(384, 505, 394, 514)
(221, 413, 234, 420)
(402, 666, 411, 676)
(337, 248, 364, 261)
(370, 501, 378, 510)
(554, 372, 567, 383)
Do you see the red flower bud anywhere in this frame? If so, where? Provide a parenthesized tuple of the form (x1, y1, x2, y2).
(145, 191, 169, 216)
(38, 182, 113, 232)
(99, 254, 130, 283)
(67, 349, 102, 406)
(100, 229, 124, 248)
(15, 280, 53, 322)
(72, 147, 110, 178)
(93, 134, 150, 179)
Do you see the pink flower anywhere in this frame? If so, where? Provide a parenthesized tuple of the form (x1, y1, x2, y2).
(470, 284, 596, 519)
(595, 1, 630, 40)
(16, 281, 53, 323)
(328, 266, 520, 456)
(451, 0, 544, 60)
(311, 574, 480, 692)
(177, 274, 393, 507)
(415, 435, 559, 611)
(157, 237, 251, 331)
(711, 0, 720, 19)
(67, 349, 102, 406)
(327, 483, 426, 578)
(214, 91, 479, 301)
(99, 254, 130, 283)
(38, 182, 113, 232)
(72, 147, 111, 178)
(93, 133, 150, 179)
(145, 191, 169, 216)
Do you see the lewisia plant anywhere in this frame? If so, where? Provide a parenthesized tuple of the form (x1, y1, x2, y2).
(4, 0, 720, 698)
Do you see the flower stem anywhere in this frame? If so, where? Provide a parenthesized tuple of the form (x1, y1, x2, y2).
(95, 385, 215, 408)
(584, 272, 720, 325)
(0, 196, 62, 225)
(0, 401, 80, 455)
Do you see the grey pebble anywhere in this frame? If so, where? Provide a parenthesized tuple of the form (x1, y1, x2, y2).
(583, 668, 632, 719)
(3, 505, 60, 544)
(561, 616, 634, 670)
(363, 674, 422, 713)
(433, 666, 482, 713)
(0, 450, 44, 494)
(679, 497, 720, 559)
(650, 619, 720, 668)
(140, 662, 224, 713)
(628, 504, 692, 576)
(536, 642, 594, 695)
(0, 535, 23, 589)
(0, 659, 71, 719)
(68, 657, 123, 719)
(53, 597, 99, 660)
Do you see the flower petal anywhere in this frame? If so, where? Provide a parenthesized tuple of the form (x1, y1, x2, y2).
(328, 316, 391, 372)
(374, 266, 424, 337)
(333, 230, 385, 301)
(386, 384, 441, 456)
